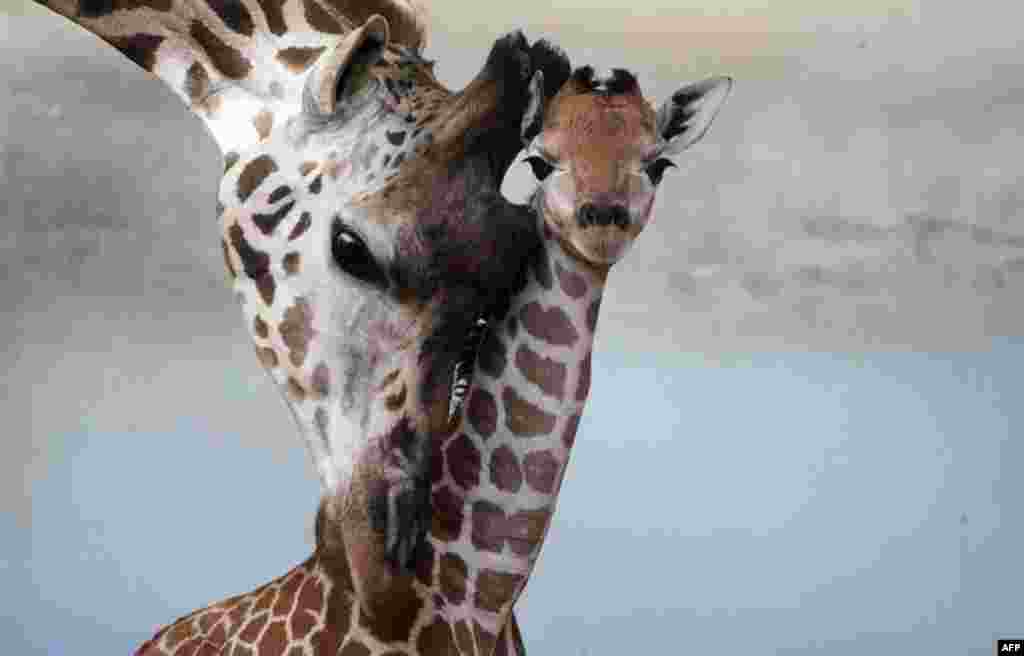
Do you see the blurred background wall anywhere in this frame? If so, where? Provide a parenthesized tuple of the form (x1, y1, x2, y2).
(2, 0, 1021, 653)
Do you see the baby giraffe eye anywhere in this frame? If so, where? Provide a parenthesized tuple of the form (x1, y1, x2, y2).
(331, 223, 388, 287)
(524, 155, 556, 181)
(645, 158, 676, 185)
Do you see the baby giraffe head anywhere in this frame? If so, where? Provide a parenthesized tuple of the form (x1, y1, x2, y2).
(520, 66, 732, 265)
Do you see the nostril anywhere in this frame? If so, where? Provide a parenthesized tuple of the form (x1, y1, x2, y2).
(612, 205, 630, 228)
(577, 203, 597, 227)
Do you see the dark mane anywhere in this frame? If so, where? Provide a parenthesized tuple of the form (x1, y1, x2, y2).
(569, 65, 639, 95)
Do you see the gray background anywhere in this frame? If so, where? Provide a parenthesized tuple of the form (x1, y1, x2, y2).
(2, 0, 1021, 653)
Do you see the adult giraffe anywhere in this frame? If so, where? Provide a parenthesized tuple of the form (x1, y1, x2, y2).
(26, 0, 571, 652)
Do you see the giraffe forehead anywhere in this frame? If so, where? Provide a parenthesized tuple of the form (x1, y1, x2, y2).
(543, 93, 657, 161)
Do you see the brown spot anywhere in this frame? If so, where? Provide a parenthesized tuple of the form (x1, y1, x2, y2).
(221, 239, 237, 278)
(282, 252, 300, 275)
(311, 363, 330, 398)
(523, 450, 560, 494)
(287, 377, 306, 401)
(267, 186, 290, 204)
(438, 552, 468, 604)
(108, 34, 164, 71)
(299, 161, 318, 176)
(507, 507, 551, 556)
(431, 485, 464, 542)
(209, 0, 253, 35)
(253, 200, 295, 235)
(237, 155, 277, 202)
(562, 412, 581, 449)
(258, 343, 282, 368)
(502, 387, 557, 437)
(477, 329, 507, 379)
(253, 315, 269, 338)
(79, 0, 171, 17)
(308, 175, 323, 195)
(302, 0, 343, 34)
(253, 585, 276, 614)
(532, 249, 553, 289)
(298, 573, 324, 614)
(256, 275, 276, 305)
(257, 0, 287, 35)
(586, 298, 601, 333)
(417, 617, 454, 653)
(520, 301, 579, 347)
(238, 614, 267, 643)
(184, 62, 210, 105)
(385, 383, 407, 411)
(288, 212, 312, 241)
(473, 622, 498, 656)
(190, 20, 252, 79)
(228, 220, 268, 279)
(446, 433, 481, 490)
(252, 110, 274, 140)
(165, 620, 192, 648)
(290, 607, 316, 640)
(224, 151, 240, 173)
(355, 579, 422, 644)
(576, 350, 592, 401)
(515, 345, 567, 400)
(470, 500, 506, 552)
(467, 388, 497, 438)
(490, 445, 522, 493)
(556, 260, 588, 298)
(279, 298, 313, 367)
(338, 643, 371, 656)
(260, 620, 287, 656)
(276, 46, 326, 73)
(475, 570, 524, 613)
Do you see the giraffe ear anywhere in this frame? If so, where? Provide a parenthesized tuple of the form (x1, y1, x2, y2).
(521, 70, 546, 145)
(656, 76, 733, 156)
(312, 15, 390, 116)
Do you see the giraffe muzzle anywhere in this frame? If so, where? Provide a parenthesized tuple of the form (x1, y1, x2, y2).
(576, 202, 630, 229)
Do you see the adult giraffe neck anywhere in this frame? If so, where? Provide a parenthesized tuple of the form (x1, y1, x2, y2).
(425, 193, 610, 650)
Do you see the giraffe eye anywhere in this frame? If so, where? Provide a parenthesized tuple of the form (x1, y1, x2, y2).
(524, 155, 556, 181)
(332, 224, 388, 287)
(645, 158, 676, 185)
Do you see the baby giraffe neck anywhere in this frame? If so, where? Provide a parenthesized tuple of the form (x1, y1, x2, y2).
(425, 202, 608, 649)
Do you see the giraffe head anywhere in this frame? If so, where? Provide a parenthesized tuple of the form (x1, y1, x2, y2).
(520, 66, 732, 265)
(216, 21, 570, 586)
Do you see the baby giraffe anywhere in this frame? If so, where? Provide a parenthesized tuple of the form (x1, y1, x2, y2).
(397, 65, 734, 655)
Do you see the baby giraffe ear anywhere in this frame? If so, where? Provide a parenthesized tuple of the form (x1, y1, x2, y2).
(657, 76, 733, 155)
(311, 14, 390, 116)
(521, 70, 546, 145)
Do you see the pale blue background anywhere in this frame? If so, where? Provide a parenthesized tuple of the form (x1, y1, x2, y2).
(6, 347, 1022, 654)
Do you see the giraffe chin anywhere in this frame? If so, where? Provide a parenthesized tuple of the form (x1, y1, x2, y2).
(570, 225, 636, 266)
